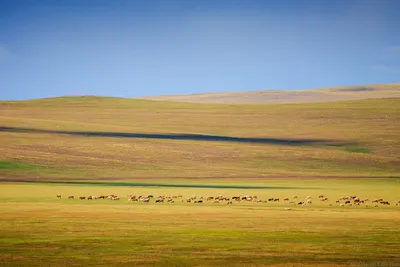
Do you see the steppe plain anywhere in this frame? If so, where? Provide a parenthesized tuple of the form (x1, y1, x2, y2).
(0, 84, 399, 266)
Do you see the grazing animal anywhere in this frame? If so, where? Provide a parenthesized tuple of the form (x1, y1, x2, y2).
(284, 198, 289, 201)
(87, 196, 93, 200)
(79, 196, 85, 200)
(56, 195, 61, 199)
(128, 196, 137, 201)
(227, 201, 233, 205)
(68, 196, 74, 199)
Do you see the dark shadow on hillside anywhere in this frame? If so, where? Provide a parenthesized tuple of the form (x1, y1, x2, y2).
(333, 87, 375, 92)
(0, 179, 316, 189)
(0, 126, 350, 147)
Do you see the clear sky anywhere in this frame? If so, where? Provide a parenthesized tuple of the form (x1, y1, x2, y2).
(0, 0, 399, 100)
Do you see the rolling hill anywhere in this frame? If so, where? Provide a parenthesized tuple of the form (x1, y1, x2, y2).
(1, 94, 399, 180)
(138, 83, 400, 104)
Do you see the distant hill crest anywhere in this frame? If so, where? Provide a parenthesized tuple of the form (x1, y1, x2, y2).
(137, 83, 400, 104)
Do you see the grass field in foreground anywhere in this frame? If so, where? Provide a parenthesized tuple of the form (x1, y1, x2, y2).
(0, 179, 399, 266)
(1, 97, 399, 178)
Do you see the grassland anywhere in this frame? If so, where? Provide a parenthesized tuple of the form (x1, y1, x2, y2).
(0, 178, 400, 266)
(139, 83, 400, 104)
(0, 95, 399, 266)
(0, 97, 399, 179)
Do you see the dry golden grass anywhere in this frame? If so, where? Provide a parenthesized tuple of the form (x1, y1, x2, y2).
(1, 93, 399, 266)
(0, 97, 399, 179)
(0, 180, 399, 266)
(139, 83, 400, 104)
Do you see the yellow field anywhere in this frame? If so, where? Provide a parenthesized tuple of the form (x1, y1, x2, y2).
(1, 97, 399, 178)
(0, 179, 399, 266)
(1, 96, 399, 266)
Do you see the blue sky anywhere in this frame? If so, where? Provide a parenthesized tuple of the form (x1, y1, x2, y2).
(0, 0, 399, 100)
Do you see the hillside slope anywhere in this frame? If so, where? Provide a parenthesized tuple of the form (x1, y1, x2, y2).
(0, 97, 399, 179)
(138, 83, 400, 104)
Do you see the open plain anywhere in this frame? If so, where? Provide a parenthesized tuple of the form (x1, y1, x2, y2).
(1, 91, 400, 266)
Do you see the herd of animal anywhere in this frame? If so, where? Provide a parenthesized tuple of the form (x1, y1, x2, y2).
(56, 194, 400, 207)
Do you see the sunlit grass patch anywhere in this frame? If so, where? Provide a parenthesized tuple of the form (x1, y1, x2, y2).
(0, 161, 46, 170)
(0, 179, 399, 266)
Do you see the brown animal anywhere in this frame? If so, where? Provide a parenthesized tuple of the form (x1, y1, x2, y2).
(56, 195, 61, 199)
(79, 196, 85, 200)
(68, 196, 74, 199)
